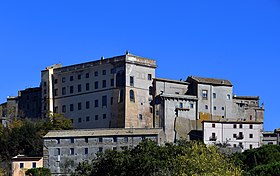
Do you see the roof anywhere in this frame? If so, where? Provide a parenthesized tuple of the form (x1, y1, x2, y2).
(12, 155, 42, 162)
(187, 76, 232, 86)
(233, 96, 259, 100)
(44, 128, 163, 138)
(153, 78, 189, 85)
(160, 93, 198, 100)
(202, 120, 263, 124)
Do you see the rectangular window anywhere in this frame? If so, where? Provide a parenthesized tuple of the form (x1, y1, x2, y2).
(227, 94, 231, 100)
(54, 89, 58, 96)
(62, 77, 66, 83)
(202, 90, 208, 99)
(78, 84, 82, 92)
(205, 105, 208, 110)
(190, 103, 194, 109)
(239, 124, 243, 128)
(54, 79, 58, 84)
(70, 104, 74, 111)
(179, 102, 183, 108)
(130, 76, 134, 86)
(56, 148, 61, 156)
(212, 123, 215, 128)
(233, 124, 237, 128)
(94, 81, 98, 89)
(85, 138, 88, 143)
(86, 83, 90, 91)
(94, 71, 98, 77)
(78, 74, 81, 80)
(78, 118, 82, 123)
(86, 73, 90, 78)
(62, 105, 66, 113)
(111, 78, 114, 87)
(62, 87, 66, 95)
(148, 74, 152, 80)
(102, 96, 107, 107)
(250, 144, 253, 149)
(32, 162, 36, 168)
(95, 115, 98, 120)
(124, 137, 128, 143)
(113, 137, 117, 142)
(85, 148, 88, 155)
(119, 89, 124, 102)
(214, 106, 216, 110)
(102, 80, 106, 88)
(70, 148, 74, 155)
(249, 124, 253, 129)
(86, 116, 90, 121)
(78, 102, 82, 110)
(139, 114, 143, 120)
(99, 138, 103, 143)
(70, 76, 74, 81)
(98, 147, 103, 152)
(102, 70, 106, 75)
(103, 114, 106, 119)
(70, 138, 74, 143)
(111, 97, 113, 105)
(221, 107, 225, 111)
(233, 134, 237, 138)
(86, 101, 90, 109)
(20, 163, 24, 168)
(94, 100, 98, 107)
(213, 93, 216, 99)
(54, 106, 58, 113)
(57, 139, 60, 144)
(249, 134, 253, 138)
(70, 86, 74, 94)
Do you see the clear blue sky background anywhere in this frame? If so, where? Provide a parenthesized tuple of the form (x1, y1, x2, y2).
(0, 0, 279, 130)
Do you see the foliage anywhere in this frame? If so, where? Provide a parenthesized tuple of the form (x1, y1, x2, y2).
(25, 167, 51, 176)
(72, 140, 242, 176)
(234, 144, 280, 175)
(46, 113, 73, 130)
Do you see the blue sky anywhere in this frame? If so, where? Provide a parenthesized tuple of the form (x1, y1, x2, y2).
(0, 0, 279, 130)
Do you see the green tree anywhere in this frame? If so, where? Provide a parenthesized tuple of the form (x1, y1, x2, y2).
(45, 113, 73, 130)
(25, 167, 51, 176)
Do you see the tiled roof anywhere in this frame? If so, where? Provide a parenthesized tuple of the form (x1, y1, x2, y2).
(188, 76, 232, 86)
(153, 78, 189, 85)
(44, 128, 163, 138)
(233, 96, 259, 100)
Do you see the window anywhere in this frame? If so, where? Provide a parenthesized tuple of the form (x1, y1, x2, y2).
(95, 115, 98, 120)
(148, 74, 152, 80)
(57, 139, 60, 144)
(62, 77, 66, 83)
(130, 76, 134, 86)
(20, 163, 24, 168)
(239, 124, 243, 128)
(233, 134, 237, 138)
(62, 87, 66, 95)
(202, 90, 208, 99)
(111, 78, 114, 87)
(78, 118, 82, 123)
(78, 74, 81, 80)
(190, 103, 194, 109)
(44, 82, 47, 87)
(212, 123, 215, 128)
(70, 148, 74, 155)
(111, 97, 113, 105)
(85, 148, 88, 155)
(249, 124, 253, 129)
(102, 80, 106, 88)
(86, 73, 89, 78)
(86, 101, 90, 109)
(98, 147, 103, 152)
(99, 138, 103, 143)
(62, 105, 66, 113)
(130, 90, 135, 102)
(70, 138, 74, 143)
(54, 106, 58, 113)
(56, 148, 61, 156)
(213, 93, 216, 99)
(249, 134, 253, 138)
(85, 138, 88, 143)
(78, 102, 82, 110)
(103, 114, 106, 119)
(44, 89, 47, 94)
(179, 102, 183, 108)
(70, 104, 74, 111)
(113, 137, 117, 142)
(214, 106, 216, 110)
(124, 137, 128, 143)
(113, 147, 117, 151)
(86, 83, 90, 91)
(86, 116, 90, 122)
(139, 114, 143, 120)
(250, 144, 253, 149)
(150, 107, 153, 113)
(221, 107, 225, 111)
(32, 162, 36, 168)
(70, 76, 74, 81)
(78, 84, 82, 92)
(233, 124, 237, 128)
(70, 86, 74, 94)
(250, 115, 253, 120)
(102, 70, 106, 75)
(102, 96, 107, 107)
(54, 79, 58, 84)
(94, 71, 98, 76)
(205, 105, 208, 110)
(54, 89, 58, 96)
(227, 94, 231, 100)
(111, 68, 115, 74)
(94, 81, 98, 89)
(94, 100, 98, 107)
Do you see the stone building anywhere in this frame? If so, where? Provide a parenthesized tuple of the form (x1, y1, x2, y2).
(41, 52, 156, 129)
(11, 155, 43, 176)
(43, 128, 164, 175)
(262, 129, 280, 145)
(203, 120, 263, 151)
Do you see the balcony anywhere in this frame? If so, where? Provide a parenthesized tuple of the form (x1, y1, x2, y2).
(236, 134, 244, 140)
(209, 136, 217, 141)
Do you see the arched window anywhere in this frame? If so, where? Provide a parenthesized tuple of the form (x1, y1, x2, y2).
(130, 90, 135, 102)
